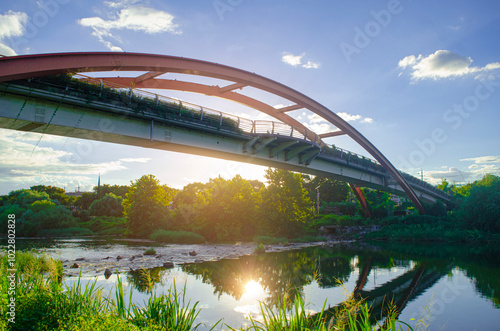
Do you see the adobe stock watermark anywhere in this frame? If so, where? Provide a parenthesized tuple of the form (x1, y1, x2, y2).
(339, 0, 411, 64)
(6, 0, 71, 52)
(409, 272, 468, 329)
(213, 0, 244, 21)
(64, 117, 115, 163)
(398, 76, 499, 170)
(6, 213, 17, 324)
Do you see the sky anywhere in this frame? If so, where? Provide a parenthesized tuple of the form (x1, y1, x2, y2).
(0, 0, 499, 194)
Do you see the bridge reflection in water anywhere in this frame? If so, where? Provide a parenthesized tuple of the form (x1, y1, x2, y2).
(124, 241, 499, 328)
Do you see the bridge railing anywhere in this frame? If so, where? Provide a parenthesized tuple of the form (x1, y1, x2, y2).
(73, 75, 408, 181)
(74, 74, 323, 145)
(399, 171, 452, 199)
(250, 120, 321, 144)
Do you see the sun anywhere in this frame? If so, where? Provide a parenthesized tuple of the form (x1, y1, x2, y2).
(243, 280, 265, 299)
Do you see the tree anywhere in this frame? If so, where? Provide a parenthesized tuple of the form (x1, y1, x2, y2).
(457, 174, 500, 232)
(30, 185, 74, 206)
(361, 188, 395, 218)
(19, 200, 76, 236)
(196, 175, 258, 241)
(259, 168, 314, 237)
(74, 192, 99, 210)
(89, 193, 124, 217)
(302, 175, 349, 204)
(122, 175, 174, 237)
(94, 184, 130, 198)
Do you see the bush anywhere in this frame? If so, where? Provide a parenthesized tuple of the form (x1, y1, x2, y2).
(150, 230, 206, 244)
(80, 216, 126, 235)
(89, 193, 124, 217)
(144, 248, 157, 255)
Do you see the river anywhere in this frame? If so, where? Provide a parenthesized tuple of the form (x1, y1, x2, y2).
(4, 238, 500, 330)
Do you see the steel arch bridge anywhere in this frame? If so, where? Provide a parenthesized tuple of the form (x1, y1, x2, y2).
(0, 52, 438, 214)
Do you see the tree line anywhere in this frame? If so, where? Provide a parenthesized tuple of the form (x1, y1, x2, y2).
(1, 169, 497, 241)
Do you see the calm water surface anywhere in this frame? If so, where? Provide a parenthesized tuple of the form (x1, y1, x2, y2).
(4, 238, 500, 330)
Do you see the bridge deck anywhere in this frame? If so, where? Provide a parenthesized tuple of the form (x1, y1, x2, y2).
(0, 76, 451, 203)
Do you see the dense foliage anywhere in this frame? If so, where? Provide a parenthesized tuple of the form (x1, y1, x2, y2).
(123, 175, 176, 237)
(1, 170, 498, 242)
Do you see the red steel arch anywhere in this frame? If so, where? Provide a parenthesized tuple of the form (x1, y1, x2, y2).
(0, 52, 425, 214)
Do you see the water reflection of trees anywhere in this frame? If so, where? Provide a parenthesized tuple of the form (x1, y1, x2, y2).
(181, 247, 354, 306)
(126, 267, 166, 293)
(125, 242, 500, 311)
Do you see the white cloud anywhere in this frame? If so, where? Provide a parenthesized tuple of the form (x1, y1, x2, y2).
(308, 123, 335, 134)
(281, 52, 320, 69)
(306, 112, 373, 135)
(282, 53, 303, 67)
(308, 114, 326, 124)
(460, 156, 500, 164)
(119, 157, 150, 163)
(0, 10, 28, 56)
(79, 4, 181, 51)
(398, 50, 500, 80)
(337, 112, 361, 122)
(303, 60, 320, 69)
(424, 157, 500, 185)
(0, 130, 136, 192)
(308, 112, 373, 125)
(424, 167, 473, 184)
(104, 0, 141, 9)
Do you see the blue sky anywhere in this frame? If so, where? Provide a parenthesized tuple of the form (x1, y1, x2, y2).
(0, 0, 499, 194)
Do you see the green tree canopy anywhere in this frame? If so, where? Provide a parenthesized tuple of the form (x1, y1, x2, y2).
(197, 175, 258, 241)
(20, 200, 76, 236)
(89, 193, 124, 217)
(30, 185, 74, 206)
(302, 175, 349, 208)
(259, 168, 314, 237)
(123, 175, 175, 237)
(94, 184, 130, 198)
(457, 174, 500, 232)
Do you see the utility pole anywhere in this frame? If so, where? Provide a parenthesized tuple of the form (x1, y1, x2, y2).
(315, 185, 321, 214)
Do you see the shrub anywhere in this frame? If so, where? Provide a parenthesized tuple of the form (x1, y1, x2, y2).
(150, 230, 205, 244)
(144, 248, 157, 256)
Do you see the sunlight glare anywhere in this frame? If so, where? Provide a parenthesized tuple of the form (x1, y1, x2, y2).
(242, 280, 265, 300)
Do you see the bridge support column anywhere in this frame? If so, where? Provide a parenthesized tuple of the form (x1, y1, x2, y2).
(349, 183, 371, 218)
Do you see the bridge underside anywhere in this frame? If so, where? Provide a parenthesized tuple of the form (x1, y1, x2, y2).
(0, 82, 445, 204)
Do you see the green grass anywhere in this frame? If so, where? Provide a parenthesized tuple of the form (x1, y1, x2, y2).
(230, 293, 413, 331)
(144, 248, 157, 256)
(150, 230, 206, 244)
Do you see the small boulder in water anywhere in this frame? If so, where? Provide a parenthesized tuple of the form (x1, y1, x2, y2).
(163, 262, 174, 268)
(70, 263, 79, 268)
(189, 251, 197, 256)
(104, 268, 112, 279)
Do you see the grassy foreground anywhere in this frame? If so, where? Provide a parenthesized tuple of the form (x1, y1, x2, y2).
(0, 252, 414, 330)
